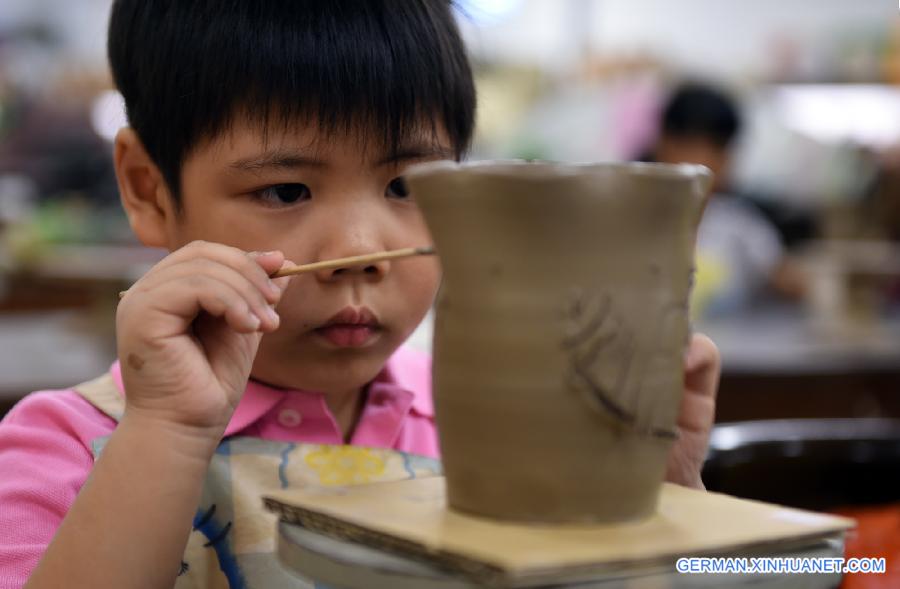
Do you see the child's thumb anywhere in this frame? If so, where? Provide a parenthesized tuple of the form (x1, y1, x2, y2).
(271, 259, 296, 291)
(248, 250, 285, 275)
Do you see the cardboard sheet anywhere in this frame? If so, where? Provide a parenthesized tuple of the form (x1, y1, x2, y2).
(265, 477, 853, 586)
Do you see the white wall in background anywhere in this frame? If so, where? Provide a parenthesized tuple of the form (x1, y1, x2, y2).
(0, 0, 111, 65)
(591, 0, 896, 78)
(4, 1, 895, 76)
(462, 0, 897, 77)
(459, 1, 583, 69)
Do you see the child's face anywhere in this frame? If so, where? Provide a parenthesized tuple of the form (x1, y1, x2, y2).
(163, 119, 447, 393)
(656, 135, 730, 192)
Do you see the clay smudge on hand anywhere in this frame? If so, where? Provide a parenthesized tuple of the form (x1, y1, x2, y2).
(127, 353, 146, 371)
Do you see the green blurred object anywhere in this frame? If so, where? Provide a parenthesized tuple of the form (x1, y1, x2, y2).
(5, 196, 132, 268)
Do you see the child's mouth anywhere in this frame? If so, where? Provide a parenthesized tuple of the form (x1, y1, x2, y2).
(314, 306, 381, 348)
(315, 325, 378, 347)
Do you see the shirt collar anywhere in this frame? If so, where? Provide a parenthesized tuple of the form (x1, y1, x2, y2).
(373, 345, 433, 418)
(109, 344, 432, 437)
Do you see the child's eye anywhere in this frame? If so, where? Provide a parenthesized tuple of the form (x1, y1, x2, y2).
(386, 177, 410, 199)
(255, 183, 311, 206)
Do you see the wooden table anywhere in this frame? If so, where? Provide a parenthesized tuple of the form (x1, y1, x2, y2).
(698, 308, 900, 423)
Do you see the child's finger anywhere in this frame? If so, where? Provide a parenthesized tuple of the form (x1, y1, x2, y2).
(677, 333, 720, 434)
(677, 379, 717, 435)
(197, 282, 265, 334)
(159, 274, 263, 333)
(249, 250, 286, 276)
(270, 259, 297, 292)
(176, 241, 284, 304)
(185, 258, 280, 331)
(684, 333, 720, 399)
(136, 258, 281, 331)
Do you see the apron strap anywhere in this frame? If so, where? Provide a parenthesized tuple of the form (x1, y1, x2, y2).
(73, 373, 125, 422)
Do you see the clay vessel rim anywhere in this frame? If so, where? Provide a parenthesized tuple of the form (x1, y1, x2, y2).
(406, 159, 712, 181)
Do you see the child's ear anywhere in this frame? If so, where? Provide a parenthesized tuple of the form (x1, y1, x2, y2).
(113, 127, 176, 248)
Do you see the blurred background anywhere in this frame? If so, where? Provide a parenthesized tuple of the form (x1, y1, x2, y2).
(0, 0, 899, 575)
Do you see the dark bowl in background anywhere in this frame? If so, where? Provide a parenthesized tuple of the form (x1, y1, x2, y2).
(702, 419, 900, 511)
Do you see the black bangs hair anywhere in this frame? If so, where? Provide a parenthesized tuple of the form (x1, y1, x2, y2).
(661, 83, 741, 149)
(108, 0, 476, 200)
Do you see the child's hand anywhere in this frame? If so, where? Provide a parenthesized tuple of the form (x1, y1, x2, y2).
(665, 333, 720, 489)
(115, 241, 292, 437)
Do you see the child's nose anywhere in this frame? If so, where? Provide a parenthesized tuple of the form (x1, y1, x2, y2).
(315, 258, 389, 283)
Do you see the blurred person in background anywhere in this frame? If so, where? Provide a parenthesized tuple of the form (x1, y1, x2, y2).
(644, 82, 808, 316)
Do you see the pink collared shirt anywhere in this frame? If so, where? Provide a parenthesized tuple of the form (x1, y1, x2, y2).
(0, 345, 436, 589)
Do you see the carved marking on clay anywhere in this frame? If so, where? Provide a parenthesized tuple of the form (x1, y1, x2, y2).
(561, 286, 679, 440)
(562, 289, 636, 427)
(561, 291, 612, 350)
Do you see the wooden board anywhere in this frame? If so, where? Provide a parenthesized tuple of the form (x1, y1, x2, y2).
(264, 477, 853, 587)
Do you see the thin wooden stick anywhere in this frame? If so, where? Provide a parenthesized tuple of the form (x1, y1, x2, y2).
(271, 246, 435, 277)
(118, 246, 436, 299)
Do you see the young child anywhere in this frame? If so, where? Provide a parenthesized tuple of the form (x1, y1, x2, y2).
(649, 82, 807, 313)
(0, 2, 720, 588)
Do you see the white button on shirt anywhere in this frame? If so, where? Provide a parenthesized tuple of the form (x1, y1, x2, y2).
(277, 408, 302, 428)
